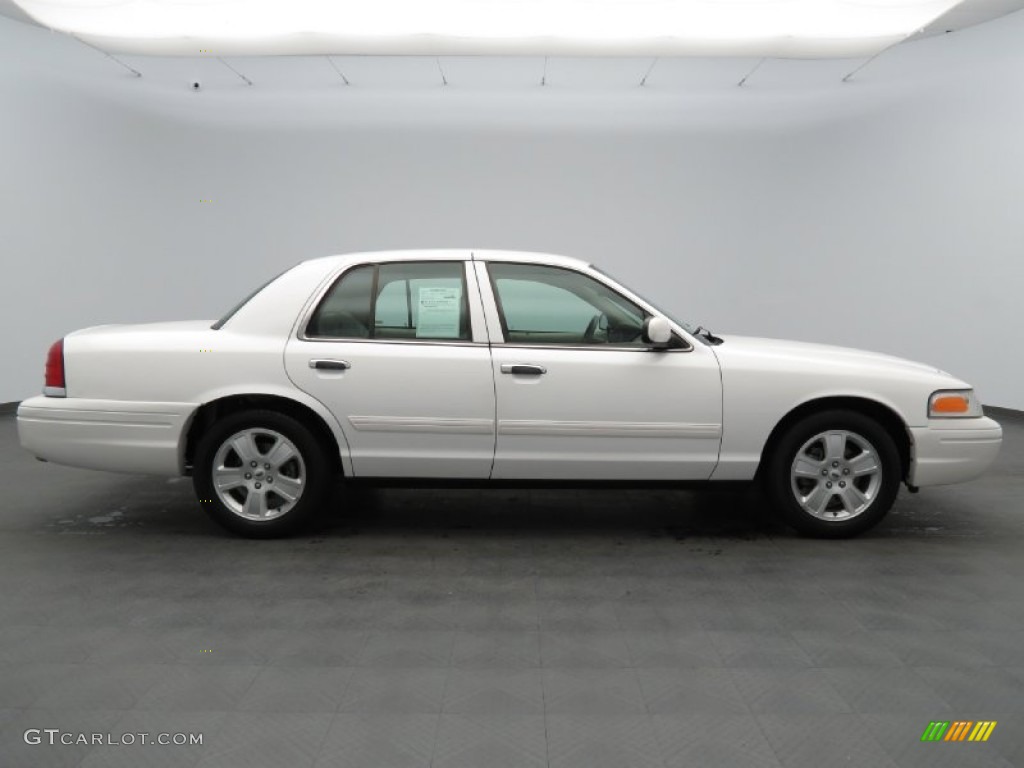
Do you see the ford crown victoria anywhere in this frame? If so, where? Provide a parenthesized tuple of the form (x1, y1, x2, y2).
(17, 250, 1003, 538)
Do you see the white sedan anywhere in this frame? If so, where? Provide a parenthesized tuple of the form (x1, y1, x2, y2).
(17, 250, 1002, 538)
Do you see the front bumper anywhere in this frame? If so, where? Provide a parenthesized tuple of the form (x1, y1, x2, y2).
(16, 396, 196, 475)
(908, 416, 1003, 487)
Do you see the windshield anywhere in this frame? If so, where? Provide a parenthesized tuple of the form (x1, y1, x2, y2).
(590, 265, 697, 334)
(211, 268, 289, 330)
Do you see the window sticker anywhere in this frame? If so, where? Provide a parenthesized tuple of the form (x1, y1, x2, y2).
(416, 286, 461, 338)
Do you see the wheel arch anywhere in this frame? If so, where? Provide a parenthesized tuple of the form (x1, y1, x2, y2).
(755, 396, 911, 482)
(183, 392, 347, 476)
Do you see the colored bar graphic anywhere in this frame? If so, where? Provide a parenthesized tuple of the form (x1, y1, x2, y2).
(945, 721, 971, 741)
(922, 720, 996, 742)
(971, 722, 997, 742)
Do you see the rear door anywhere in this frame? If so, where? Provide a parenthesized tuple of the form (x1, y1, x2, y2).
(285, 258, 496, 478)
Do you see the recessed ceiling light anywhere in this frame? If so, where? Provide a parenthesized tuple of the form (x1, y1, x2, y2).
(11, 0, 966, 57)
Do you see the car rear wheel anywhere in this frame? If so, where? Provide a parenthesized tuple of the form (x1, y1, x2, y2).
(765, 409, 901, 538)
(193, 409, 332, 537)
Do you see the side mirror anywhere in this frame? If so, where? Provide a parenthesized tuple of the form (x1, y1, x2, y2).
(642, 316, 672, 348)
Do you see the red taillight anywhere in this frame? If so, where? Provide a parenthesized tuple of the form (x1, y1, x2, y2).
(44, 338, 66, 395)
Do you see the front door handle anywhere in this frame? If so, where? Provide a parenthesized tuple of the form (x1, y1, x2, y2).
(309, 359, 351, 371)
(500, 363, 547, 376)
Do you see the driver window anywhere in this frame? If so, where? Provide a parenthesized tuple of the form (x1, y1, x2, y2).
(488, 263, 649, 346)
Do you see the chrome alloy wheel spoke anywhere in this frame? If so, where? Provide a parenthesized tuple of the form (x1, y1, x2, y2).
(848, 452, 880, 478)
(229, 432, 260, 464)
(802, 483, 831, 515)
(264, 437, 297, 469)
(839, 483, 869, 514)
(792, 456, 824, 479)
(243, 487, 269, 518)
(824, 432, 847, 462)
(271, 474, 303, 503)
(213, 466, 247, 491)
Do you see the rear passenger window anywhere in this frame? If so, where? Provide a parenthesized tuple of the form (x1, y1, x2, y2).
(374, 262, 468, 340)
(306, 262, 470, 341)
(305, 264, 374, 338)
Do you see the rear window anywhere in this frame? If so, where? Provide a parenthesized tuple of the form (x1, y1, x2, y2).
(211, 269, 288, 330)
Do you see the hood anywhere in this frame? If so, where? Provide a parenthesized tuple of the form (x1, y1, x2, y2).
(712, 334, 956, 379)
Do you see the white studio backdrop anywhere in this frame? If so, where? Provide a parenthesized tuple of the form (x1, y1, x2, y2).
(1, 12, 1022, 409)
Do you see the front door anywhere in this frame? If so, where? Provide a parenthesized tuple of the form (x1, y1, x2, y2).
(285, 259, 495, 478)
(478, 261, 722, 481)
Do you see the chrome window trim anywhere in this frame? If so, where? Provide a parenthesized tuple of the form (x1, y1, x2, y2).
(298, 336, 489, 348)
(494, 343, 692, 353)
(296, 260, 482, 346)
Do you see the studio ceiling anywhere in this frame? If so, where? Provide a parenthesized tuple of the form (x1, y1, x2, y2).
(1, 0, 1022, 99)
(2, 0, 1024, 57)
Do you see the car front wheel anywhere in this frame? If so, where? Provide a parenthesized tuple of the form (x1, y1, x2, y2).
(192, 409, 332, 537)
(765, 410, 901, 538)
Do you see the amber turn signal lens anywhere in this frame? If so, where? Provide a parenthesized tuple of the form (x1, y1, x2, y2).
(932, 395, 969, 414)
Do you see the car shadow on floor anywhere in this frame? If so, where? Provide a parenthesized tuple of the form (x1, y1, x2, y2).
(316, 483, 787, 541)
(27, 474, 794, 540)
(21, 472, 1016, 543)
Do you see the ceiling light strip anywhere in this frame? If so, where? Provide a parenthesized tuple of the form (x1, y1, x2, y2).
(10, 0, 966, 58)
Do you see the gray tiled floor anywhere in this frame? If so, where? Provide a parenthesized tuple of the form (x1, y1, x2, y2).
(0, 409, 1022, 767)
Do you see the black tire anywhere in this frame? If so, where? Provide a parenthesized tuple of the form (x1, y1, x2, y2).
(764, 409, 901, 538)
(193, 409, 334, 538)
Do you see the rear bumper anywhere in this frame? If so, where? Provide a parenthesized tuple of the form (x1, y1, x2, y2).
(16, 396, 196, 475)
(908, 416, 1003, 487)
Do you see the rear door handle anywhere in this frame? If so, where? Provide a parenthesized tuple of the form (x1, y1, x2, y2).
(309, 359, 351, 371)
(500, 363, 547, 376)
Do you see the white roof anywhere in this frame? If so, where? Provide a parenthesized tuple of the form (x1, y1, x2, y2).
(303, 249, 590, 270)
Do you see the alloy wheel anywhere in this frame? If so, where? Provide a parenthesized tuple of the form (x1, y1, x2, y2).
(790, 429, 882, 521)
(211, 428, 306, 521)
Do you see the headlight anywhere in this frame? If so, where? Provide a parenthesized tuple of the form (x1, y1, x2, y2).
(929, 389, 982, 418)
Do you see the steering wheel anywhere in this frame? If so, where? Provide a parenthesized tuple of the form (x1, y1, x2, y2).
(582, 313, 604, 343)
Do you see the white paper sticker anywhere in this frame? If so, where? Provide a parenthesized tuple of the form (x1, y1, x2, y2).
(417, 286, 461, 338)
